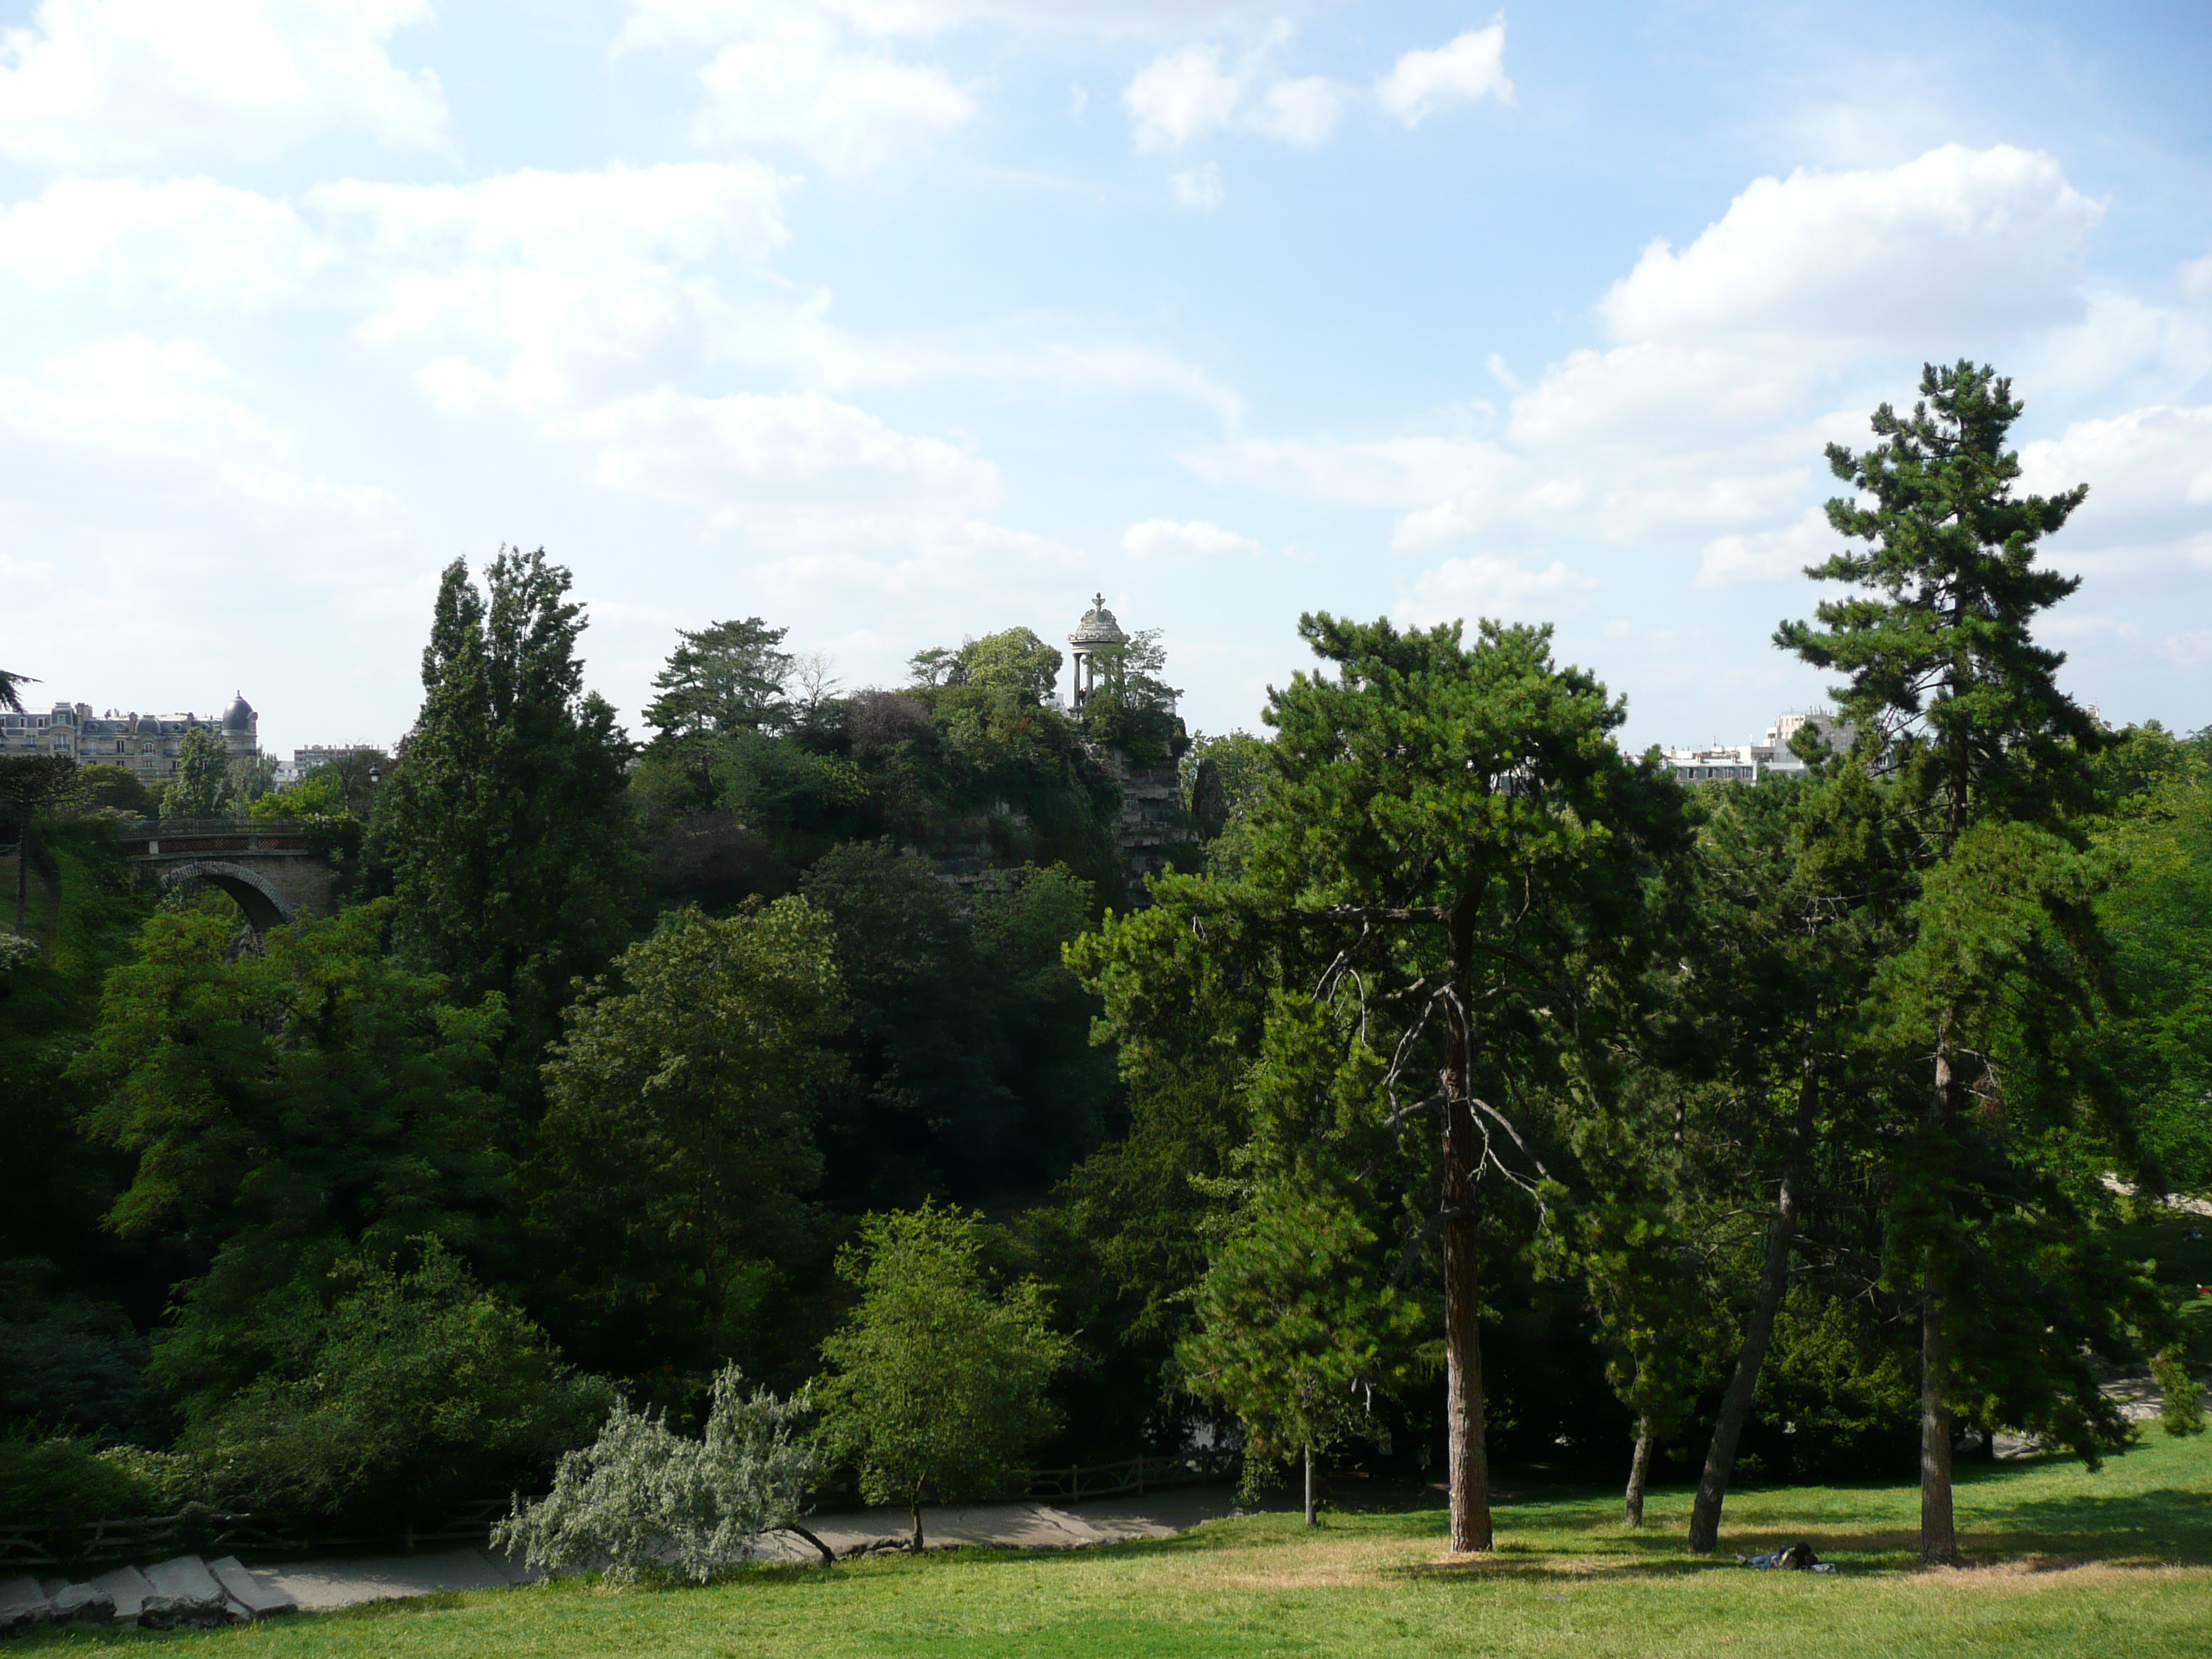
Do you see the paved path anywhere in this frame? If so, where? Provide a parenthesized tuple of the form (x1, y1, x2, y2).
(235, 1487, 1243, 1615)
(750, 1486, 1239, 1562)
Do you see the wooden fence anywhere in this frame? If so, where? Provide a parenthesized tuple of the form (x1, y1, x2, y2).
(0, 1511, 307, 1571)
(1019, 1453, 1220, 1503)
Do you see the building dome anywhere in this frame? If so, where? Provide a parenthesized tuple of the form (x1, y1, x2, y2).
(127, 711, 150, 734)
(224, 692, 256, 732)
(1068, 593, 1127, 647)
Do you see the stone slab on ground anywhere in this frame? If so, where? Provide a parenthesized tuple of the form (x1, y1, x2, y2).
(139, 1555, 235, 1630)
(87, 1565, 155, 1622)
(0, 1578, 48, 1639)
(207, 1555, 297, 1619)
(40, 1582, 116, 1625)
(143, 1555, 224, 1606)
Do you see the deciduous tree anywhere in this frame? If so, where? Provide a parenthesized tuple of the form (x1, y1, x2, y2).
(530, 900, 846, 1388)
(815, 1203, 1070, 1548)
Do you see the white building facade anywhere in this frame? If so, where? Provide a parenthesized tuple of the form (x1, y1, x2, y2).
(1659, 709, 1856, 786)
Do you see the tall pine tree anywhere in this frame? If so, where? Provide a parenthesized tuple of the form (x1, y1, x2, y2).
(1246, 616, 1683, 1551)
(1776, 362, 2153, 1564)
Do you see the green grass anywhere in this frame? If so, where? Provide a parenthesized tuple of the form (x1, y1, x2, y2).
(30, 1430, 2212, 1658)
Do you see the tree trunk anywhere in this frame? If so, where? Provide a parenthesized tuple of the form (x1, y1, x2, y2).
(786, 1522, 836, 1565)
(1443, 906, 1491, 1552)
(1687, 1048, 1817, 1554)
(910, 1498, 924, 1552)
(12, 811, 27, 939)
(1920, 1020, 1961, 1566)
(1624, 1415, 1654, 1528)
(1685, 1163, 1797, 1551)
(1303, 1443, 1318, 1527)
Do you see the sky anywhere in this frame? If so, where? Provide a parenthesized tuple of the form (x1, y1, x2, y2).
(1, 0, 2209, 759)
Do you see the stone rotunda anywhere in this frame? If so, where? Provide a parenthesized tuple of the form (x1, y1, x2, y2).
(1066, 593, 1125, 711)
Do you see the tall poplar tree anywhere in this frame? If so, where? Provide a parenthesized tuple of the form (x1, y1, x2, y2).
(375, 548, 638, 1101)
(1776, 362, 2123, 1564)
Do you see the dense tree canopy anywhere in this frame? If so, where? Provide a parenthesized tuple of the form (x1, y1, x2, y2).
(7, 397, 2212, 1557)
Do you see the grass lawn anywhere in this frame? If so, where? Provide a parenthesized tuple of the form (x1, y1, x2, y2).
(29, 1429, 2212, 1658)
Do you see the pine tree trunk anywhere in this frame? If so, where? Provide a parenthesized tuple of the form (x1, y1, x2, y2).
(1304, 1443, 1318, 1527)
(1685, 1162, 1797, 1551)
(1624, 1416, 1654, 1528)
(1444, 908, 1492, 1552)
(1920, 1020, 1961, 1566)
(1688, 1046, 1817, 1555)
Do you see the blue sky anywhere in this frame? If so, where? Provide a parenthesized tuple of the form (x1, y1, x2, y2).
(3, 0, 2209, 757)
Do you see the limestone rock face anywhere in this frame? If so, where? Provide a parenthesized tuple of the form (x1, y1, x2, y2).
(1084, 743, 1193, 901)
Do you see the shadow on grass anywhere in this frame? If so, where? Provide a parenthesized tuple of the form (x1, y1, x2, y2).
(1972, 1486, 2212, 1563)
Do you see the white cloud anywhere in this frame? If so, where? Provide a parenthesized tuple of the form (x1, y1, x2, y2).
(1398, 554, 1592, 626)
(1375, 22, 1512, 127)
(2160, 630, 2212, 669)
(293, 160, 1244, 439)
(0, 334, 272, 456)
(1171, 163, 1223, 209)
(1696, 508, 1833, 588)
(1123, 517, 1261, 558)
(817, 332, 1245, 423)
(1600, 145, 2102, 346)
(311, 162, 791, 412)
(0, 0, 447, 167)
(2181, 253, 2212, 300)
(1183, 144, 2141, 601)
(687, 12, 974, 176)
(0, 176, 324, 307)
(2018, 403, 2212, 560)
(577, 387, 1001, 528)
(1124, 43, 1241, 150)
(1251, 76, 1341, 146)
(1185, 433, 1520, 508)
(315, 162, 789, 269)
(2027, 289, 2212, 404)
(624, 0, 1295, 43)
(1505, 341, 1827, 449)
(0, 333, 404, 539)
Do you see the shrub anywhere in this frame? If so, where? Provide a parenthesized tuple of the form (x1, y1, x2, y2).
(493, 1367, 825, 1584)
(0, 1427, 158, 1529)
(176, 1244, 611, 1527)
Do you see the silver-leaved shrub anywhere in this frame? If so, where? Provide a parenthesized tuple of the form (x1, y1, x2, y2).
(492, 1366, 822, 1584)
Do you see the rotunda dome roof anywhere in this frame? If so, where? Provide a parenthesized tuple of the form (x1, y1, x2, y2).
(1068, 593, 1127, 647)
(224, 693, 255, 732)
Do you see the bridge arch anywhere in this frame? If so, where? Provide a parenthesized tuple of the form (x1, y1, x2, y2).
(160, 860, 295, 932)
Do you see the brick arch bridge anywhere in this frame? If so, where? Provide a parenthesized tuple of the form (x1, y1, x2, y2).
(120, 820, 336, 932)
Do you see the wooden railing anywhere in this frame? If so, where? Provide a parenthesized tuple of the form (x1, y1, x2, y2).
(1020, 1452, 1221, 1503)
